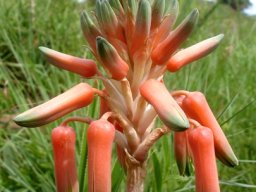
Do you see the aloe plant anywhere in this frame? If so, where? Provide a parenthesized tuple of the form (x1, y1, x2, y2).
(13, 0, 238, 191)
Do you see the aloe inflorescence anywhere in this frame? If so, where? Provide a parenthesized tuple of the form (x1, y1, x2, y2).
(14, 0, 238, 191)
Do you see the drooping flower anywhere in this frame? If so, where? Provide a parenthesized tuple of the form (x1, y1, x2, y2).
(51, 125, 79, 192)
(181, 91, 238, 167)
(188, 126, 220, 192)
(87, 119, 115, 192)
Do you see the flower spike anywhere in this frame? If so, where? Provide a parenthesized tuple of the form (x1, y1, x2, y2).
(167, 34, 224, 72)
(188, 126, 220, 192)
(51, 125, 79, 192)
(182, 92, 239, 167)
(14, 83, 94, 127)
(39, 47, 97, 78)
(151, 9, 199, 65)
(140, 79, 189, 131)
(96, 36, 129, 80)
(87, 119, 115, 192)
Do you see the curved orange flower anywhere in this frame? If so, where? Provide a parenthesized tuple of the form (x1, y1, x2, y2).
(182, 91, 238, 167)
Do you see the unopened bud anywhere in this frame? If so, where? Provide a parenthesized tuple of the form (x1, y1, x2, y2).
(152, 9, 199, 65)
(96, 36, 129, 80)
(140, 79, 189, 131)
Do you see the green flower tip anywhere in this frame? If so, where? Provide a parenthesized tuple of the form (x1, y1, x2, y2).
(96, 36, 113, 58)
(39, 46, 50, 54)
(215, 34, 224, 42)
(188, 9, 199, 25)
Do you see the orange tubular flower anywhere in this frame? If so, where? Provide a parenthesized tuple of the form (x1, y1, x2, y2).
(51, 125, 79, 192)
(87, 119, 115, 192)
(182, 92, 238, 167)
(140, 79, 189, 131)
(188, 126, 220, 192)
(39, 47, 98, 78)
(166, 34, 224, 72)
(14, 83, 94, 127)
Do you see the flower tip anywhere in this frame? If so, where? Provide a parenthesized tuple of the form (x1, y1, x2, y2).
(13, 112, 39, 128)
(13, 114, 22, 125)
(39, 46, 50, 54)
(96, 36, 104, 43)
(215, 34, 224, 42)
(170, 115, 189, 131)
(188, 9, 199, 24)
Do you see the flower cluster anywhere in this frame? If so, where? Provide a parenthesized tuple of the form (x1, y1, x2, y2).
(14, 0, 238, 191)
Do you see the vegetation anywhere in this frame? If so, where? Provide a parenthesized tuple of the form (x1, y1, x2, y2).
(219, 0, 251, 10)
(0, 0, 256, 191)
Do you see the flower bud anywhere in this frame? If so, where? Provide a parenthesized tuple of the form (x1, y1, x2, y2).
(188, 126, 220, 192)
(140, 79, 189, 131)
(130, 0, 151, 55)
(14, 83, 94, 127)
(96, 0, 121, 38)
(151, 0, 165, 30)
(167, 34, 224, 72)
(96, 36, 129, 80)
(80, 11, 101, 52)
(87, 119, 115, 192)
(182, 92, 239, 167)
(151, 9, 199, 65)
(174, 131, 190, 176)
(109, 0, 125, 19)
(39, 47, 97, 77)
(51, 125, 79, 192)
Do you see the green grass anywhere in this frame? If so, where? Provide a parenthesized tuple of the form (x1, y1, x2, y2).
(1, 0, 256, 191)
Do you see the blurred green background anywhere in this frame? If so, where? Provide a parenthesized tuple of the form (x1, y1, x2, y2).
(0, 0, 255, 191)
